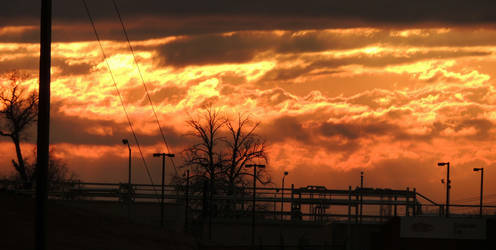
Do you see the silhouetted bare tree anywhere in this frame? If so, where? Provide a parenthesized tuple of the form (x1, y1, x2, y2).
(181, 106, 269, 217)
(0, 71, 38, 187)
(183, 106, 226, 189)
(223, 113, 269, 195)
(0, 71, 75, 189)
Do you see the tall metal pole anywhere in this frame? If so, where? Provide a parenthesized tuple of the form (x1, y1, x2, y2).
(246, 164, 265, 247)
(36, 1, 51, 250)
(128, 145, 132, 219)
(438, 162, 451, 217)
(154, 153, 174, 227)
(161, 154, 165, 227)
(252, 166, 257, 246)
(128, 145, 131, 191)
(185, 170, 190, 233)
(122, 139, 132, 220)
(359, 171, 363, 224)
(446, 163, 450, 217)
(281, 171, 288, 222)
(481, 168, 484, 217)
(474, 168, 484, 217)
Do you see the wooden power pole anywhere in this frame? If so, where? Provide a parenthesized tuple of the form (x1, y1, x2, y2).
(36, 0, 51, 249)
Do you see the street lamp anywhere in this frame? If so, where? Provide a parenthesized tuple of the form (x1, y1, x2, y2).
(281, 171, 289, 222)
(438, 162, 451, 217)
(122, 139, 131, 191)
(185, 170, 190, 232)
(360, 171, 364, 223)
(122, 139, 132, 219)
(153, 152, 175, 227)
(473, 168, 484, 217)
(246, 164, 265, 247)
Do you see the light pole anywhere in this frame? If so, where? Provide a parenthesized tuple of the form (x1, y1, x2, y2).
(153, 152, 175, 227)
(122, 139, 132, 219)
(281, 171, 289, 222)
(246, 164, 265, 247)
(122, 139, 131, 192)
(438, 162, 451, 217)
(360, 171, 363, 224)
(185, 170, 190, 232)
(473, 168, 484, 217)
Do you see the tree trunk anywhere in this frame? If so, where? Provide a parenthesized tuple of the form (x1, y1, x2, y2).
(11, 135, 29, 187)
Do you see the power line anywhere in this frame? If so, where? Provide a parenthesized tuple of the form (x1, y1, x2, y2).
(452, 193, 496, 203)
(111, 0, 178, 175)
(82, 0, 158, 199)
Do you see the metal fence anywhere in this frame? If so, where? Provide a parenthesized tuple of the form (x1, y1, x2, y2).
(1, 179, 495, 221)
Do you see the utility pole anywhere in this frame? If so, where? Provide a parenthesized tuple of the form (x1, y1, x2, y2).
(36, 1, 51, 250)
(153, 153, 175, 227)
(185, 170, 190, 232)
(438, 162, 451, 217)
(122, 139, 132, 219)
(281, 171, 288, 222)
(122, 139, 131, 190)
(246, 164, 265, 247)
(360, 171, 363, 224)
(474, 168, 484, 217)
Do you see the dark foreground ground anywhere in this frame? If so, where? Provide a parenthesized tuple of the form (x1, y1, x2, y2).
(0, 191, 199, 250)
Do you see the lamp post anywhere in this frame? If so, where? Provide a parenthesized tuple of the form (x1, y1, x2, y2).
(185, 170, 190, 232)
(122, 139, 131, 192)
(246, 164, 265, 247)
(153, 152, 175, 227)
(122, 139, 132, 219)
(473, 168, 484, 217)
(360, 171, 363, 224)
(438, 162, 451, 217)
(281, 171, 289, 222)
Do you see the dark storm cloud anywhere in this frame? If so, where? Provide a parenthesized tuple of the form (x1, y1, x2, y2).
(3, 0, 496, 42)
(261, 109, 496, 155)
(52, 57, 94, 76)
(147, 85, 188, 105)
(259, 49, 491, 83)
(0, 55, 93, 76)
(157, 33, 276, 66)
(152, 27, 492, 67)
(0, 56, 38, 74)
(254, 88, 297, 107)
(50, 103, 187, 147)
(318, 121, 397, 140)
(261, 115, 405, 153)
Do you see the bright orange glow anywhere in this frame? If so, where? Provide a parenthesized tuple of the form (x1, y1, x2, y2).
(2, 26, 496, 202)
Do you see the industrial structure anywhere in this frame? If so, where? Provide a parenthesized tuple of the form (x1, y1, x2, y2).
(1, 179, 494, 249)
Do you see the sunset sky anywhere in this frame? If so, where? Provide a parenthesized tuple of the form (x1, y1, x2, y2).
(1, 0, 496, 209)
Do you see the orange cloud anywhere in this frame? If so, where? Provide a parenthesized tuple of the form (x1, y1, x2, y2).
(2, 26, 496, 204)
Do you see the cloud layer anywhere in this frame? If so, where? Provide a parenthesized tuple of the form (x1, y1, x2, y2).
(2, 9, 496, 204)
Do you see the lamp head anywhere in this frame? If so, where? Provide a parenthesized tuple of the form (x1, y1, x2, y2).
(284, 171, 289, 176)
(437, 162, 448, 166)
(122, 139, 129, 145)
(153, 153, 162, 157)
(473, 168, 482, 172)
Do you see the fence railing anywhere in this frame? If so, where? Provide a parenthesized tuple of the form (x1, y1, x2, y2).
(2, 179, 495, 221)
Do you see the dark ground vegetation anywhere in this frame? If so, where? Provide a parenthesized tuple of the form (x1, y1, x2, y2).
(0, 191, 198, 250)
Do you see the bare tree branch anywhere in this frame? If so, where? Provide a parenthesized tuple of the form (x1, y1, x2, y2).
(0, 71, 38, 187)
